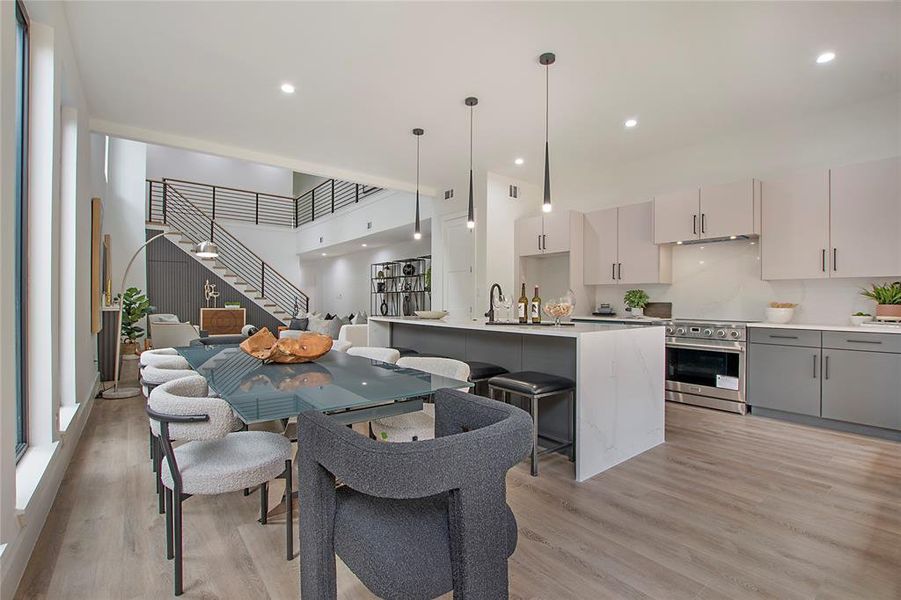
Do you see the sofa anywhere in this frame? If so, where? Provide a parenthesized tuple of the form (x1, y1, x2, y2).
(148, 314, 201, 348)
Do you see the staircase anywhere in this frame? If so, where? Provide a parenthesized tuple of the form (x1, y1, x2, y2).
(146, 180, 309, 324)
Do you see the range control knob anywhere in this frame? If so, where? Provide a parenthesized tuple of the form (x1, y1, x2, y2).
(665, 326, 674, 336)
(676, 327, 686, 335)
(717, 329, 727, 338)
(730, 330, 741, 339)
(703, 328, 713, 337)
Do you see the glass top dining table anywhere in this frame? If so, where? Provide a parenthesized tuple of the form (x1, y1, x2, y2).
(175, 344, 471, 424)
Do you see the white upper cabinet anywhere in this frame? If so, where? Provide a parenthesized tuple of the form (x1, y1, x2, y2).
(829, 157, 901, 278)
(584, 201, 671, 285)
(699, 179, 759, 240)
(653, 188, 700, 244)
(761, 168, 830, 280)
(583, 207, 619, 284)
(515, 211, 573, 257)
(515, 215, 544, 257)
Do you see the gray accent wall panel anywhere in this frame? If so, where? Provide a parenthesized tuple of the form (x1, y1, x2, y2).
(145, 229, 282, 332)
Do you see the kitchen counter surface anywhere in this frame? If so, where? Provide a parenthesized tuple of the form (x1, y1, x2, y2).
(748, 322, 901, 335)
(572, 315, 665, 324)
(368, 316, 661, 338)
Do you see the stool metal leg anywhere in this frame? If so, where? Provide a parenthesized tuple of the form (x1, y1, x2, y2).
(531, 394, 539, 477)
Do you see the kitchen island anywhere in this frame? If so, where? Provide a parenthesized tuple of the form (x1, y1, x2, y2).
(369, 317, 665, 482)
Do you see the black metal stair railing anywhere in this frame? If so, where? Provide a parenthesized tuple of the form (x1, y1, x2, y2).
(146, 180, 309, 317)
(147, 177, 383, 229)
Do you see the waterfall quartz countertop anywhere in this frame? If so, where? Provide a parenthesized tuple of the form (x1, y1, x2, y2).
(748, 322, 901, 335)
(369, 316, 666, 482)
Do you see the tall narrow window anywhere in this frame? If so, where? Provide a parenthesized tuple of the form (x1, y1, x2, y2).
(14, 0, 30, 461)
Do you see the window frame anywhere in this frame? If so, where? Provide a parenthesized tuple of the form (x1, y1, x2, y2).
(14, 0, 30, 462)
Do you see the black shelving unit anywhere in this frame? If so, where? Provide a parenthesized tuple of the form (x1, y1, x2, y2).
(371, 256, 431, 317)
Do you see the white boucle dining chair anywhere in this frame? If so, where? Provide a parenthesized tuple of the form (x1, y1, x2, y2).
(370, 356, 471, 442)
(147, 376, 295, 596)
(140, 347, 189, 368)
(346, 346, 401, 364)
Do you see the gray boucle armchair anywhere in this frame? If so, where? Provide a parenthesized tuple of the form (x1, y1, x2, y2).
(297, 388, 533, 600)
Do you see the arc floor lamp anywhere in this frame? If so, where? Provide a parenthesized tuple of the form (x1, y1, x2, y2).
(102, 232, 218, 399)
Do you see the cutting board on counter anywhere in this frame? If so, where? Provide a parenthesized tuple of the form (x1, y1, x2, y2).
(643, 302, 672, 319)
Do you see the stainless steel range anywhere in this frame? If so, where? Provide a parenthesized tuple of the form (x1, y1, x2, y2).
(664, 319, 748, 414)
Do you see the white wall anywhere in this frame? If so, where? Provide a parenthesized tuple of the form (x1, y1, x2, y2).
(1, 2, 98, 597)
(146, 142, 294, 197)
(485, 173, 539, 301)
(222, 220, 303, 290)
(104, 136, 147, 294)
(301, 238, 431, 315)
(293, 171, 327, 196)
(594, 239, 885, 324)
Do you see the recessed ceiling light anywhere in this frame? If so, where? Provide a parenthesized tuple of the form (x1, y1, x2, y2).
(281, 82, 296, 94)
(676, 241, 683, 245)
(624, 118, 638, 129)
(816, 51, 836, 64)
(321, 252, 327, 256)
(514, 158, 524, 165)
(361, 243, 367, 247)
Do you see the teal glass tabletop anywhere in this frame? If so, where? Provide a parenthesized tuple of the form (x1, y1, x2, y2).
(175, 344, 471, 424)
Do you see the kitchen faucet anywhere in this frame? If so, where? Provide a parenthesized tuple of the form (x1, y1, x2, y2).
(485, 283, 503, 323)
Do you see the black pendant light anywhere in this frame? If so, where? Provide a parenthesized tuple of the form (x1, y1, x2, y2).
(412, 128, 424, 240)
(465, 96, 478, 229)
(540, 52, 555, 213)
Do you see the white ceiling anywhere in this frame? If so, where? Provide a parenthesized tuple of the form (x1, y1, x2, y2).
(65, 2, 899, 193)
(298, 220, 432, 261)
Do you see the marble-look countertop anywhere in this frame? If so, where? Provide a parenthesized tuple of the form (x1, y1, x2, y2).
(368, 316, 662, 338)
(572, 315, 665, 324)
(748, 322, 901, 335)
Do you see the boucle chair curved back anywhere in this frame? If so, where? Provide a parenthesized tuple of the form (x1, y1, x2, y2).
(396, 356, 470, 390)
(331, 339, 352, 353)
(337, 324, 369, 347)
(141, 352, 191, 370)
(296, 389, 533, 598)
(140, 347, 181, 367)
(346, 346, 400, 364)
(141, 363, 197, 386)
(147, 376, 235, 441)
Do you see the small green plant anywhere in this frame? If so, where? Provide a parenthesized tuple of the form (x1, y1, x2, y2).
(115, 287, 152, 343)
(853, 312, 871, 317)
(624, 289, 650, 310)
(861, 281, 901, 305)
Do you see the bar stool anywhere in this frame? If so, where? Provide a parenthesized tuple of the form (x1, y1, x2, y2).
(393, 347, 420, 358)
(464, 361, 508, 397)
(488, 371, 575, 476)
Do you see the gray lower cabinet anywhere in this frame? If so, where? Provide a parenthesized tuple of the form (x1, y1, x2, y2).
(748, 343, 821, 416)
(821, 349, 901, 430)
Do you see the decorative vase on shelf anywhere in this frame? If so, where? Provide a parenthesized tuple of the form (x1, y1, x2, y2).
(380, 300, 389, 316)
(630, 307, 644, 318)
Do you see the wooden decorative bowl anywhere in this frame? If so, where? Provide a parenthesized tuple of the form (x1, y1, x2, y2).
(239, 327, 333, 363)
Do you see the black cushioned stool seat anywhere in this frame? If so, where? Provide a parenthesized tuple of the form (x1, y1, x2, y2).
(464, 361, 509, 397)
(487, 371, 575, 477)
(393, 347, 420, 358)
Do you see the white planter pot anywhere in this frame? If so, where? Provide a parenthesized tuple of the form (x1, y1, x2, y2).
(629, 307, 644, 318)
(849, 315, 872, 326)
(765, 307, 795, 324)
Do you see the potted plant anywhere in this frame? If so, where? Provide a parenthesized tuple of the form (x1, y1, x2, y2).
(850, 312, 873, 326)
(115, 287, 152, 355)
(861, 282, 901, 319)
(624, 289, 649, 317)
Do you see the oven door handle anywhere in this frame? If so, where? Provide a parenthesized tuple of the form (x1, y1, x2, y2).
(666, 341, 745, 353)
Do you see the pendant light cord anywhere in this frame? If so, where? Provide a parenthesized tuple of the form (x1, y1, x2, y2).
(470, 105, 474, 170)
(545, 64, 549, 143)
(416, 135, 420, 190)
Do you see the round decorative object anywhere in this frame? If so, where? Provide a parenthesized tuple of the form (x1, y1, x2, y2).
(380, 300, 389, 316)
(403, 263, 415, 276)
(403, 280, 412, 291)
(377, 270, 384, 278)
(414, 310, 448, 320)
(241, 324, 259, 337)
(239, 327, 332, 363)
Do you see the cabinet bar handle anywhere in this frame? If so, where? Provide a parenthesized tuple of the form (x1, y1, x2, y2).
(769, 334, 799, 339)
(692, 214, 697, 235)
(821, 249, 826, 272)
(812, 354, 817, 379)
(618, 263, 622, 280)
(846, 339, 882, 345)
(701, 213, 706, 234)
(538, 235, 541, 252)
(824, 355, 830, 380)
(833, 248, 837, 271)
(542, 234, 547, 250)
(612, 263, 616, 280)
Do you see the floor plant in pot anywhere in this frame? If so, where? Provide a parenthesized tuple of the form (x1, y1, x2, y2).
(116, 287, 152, 355)
(624, 289, 649, 318)
(861, 281, 901, 320)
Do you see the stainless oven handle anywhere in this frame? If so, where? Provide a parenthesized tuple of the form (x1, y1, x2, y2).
(666, 341, 745, 353)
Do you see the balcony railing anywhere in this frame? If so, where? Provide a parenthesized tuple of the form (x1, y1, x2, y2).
(147, 177, 382, 229)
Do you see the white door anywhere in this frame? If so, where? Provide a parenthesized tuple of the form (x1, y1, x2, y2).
(618, 201, 668, 284)
(442, 215, 475, 319)
(541, 211, 571, 254)
(760, 168, 830, 280)
(515, 216, 543, 257)
(700, 179, 755, 239)
(654, 188, 700, 244)
(830, 157, 901, 278)
(583, 207, 619, 284)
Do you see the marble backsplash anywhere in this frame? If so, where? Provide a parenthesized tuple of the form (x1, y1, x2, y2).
(593, 239, 887, 325)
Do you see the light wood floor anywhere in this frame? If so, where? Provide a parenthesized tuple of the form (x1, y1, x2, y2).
(15, 397, 901, 599)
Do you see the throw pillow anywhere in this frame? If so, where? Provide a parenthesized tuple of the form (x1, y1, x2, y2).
(153, 314, 181, 324)
(325, 313, 336, 320)
(289, 317, 309, 331)
(352, 311, 368, 325)
(309, 316, 343, 339)
(347, 313, 355, 322)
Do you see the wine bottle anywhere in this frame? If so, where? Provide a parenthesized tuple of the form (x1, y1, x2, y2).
(517, 283, 528, 323)
(531, 286, 542, 323)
